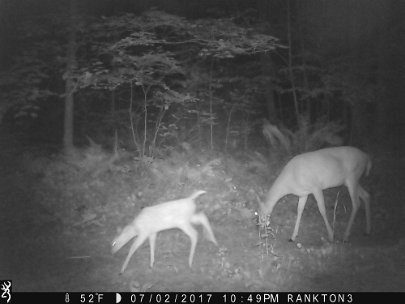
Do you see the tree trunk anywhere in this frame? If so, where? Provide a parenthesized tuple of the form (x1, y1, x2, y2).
(63, 0, 78, 155)
(286, 0, 300, 126)
(260, 54, 277, 123)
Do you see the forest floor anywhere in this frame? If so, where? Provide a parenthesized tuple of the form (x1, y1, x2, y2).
(1, 133, 404, 293)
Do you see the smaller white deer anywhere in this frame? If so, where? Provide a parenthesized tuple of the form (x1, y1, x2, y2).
(258, 146, 371, 242)
(112, 190, 218, 273)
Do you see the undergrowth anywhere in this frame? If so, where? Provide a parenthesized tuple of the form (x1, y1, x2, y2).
(26, 145, 271, 232)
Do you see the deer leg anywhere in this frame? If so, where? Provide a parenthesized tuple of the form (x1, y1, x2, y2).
(313, 189, 334, 242)
(358, 185, 371, 235)
(120, 234, 148, 273)
(191, 212, 218, 245)
(344, 182, 361, 242)
(149, 233, 157, 268)
(179, 223, 198, 267)
(291, 195, 309, 242)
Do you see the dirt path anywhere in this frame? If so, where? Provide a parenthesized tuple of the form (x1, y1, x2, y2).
(1, 135, 404, 292)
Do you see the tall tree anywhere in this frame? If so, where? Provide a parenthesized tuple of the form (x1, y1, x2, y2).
(63, 0, 79, 154)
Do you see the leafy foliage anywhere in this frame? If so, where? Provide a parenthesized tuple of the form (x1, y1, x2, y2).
(69, 10, 281, 155)
(194, 18, 282, 58)
(1, 9, 283, 155)
(0, 10, 69, 121)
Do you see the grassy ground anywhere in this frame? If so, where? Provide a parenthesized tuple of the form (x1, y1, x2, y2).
(0, 136, 404, 292)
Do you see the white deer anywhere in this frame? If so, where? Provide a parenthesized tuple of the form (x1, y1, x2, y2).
(112, 190, 218, 273)
(258, 146, 371, 242)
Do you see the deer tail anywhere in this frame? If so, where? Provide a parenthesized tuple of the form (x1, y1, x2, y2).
(188, 190, 207, 201)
